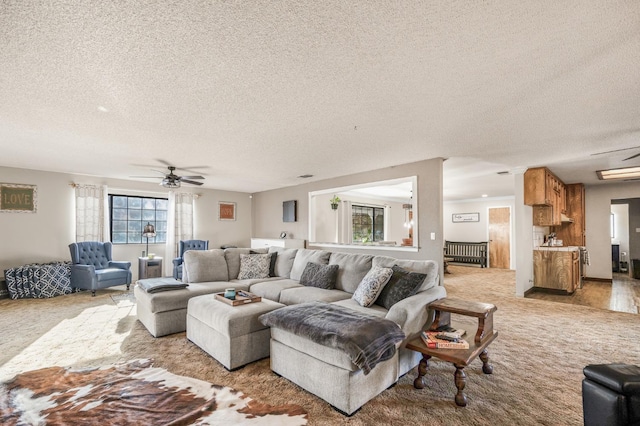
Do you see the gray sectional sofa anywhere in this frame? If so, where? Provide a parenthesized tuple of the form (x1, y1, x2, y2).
(134, 246, 446, 414)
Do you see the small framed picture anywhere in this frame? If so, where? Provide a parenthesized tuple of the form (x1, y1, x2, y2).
(0, 183, 37, 213)
(218, 202, 236, 221)
(452, 212, 480, 223)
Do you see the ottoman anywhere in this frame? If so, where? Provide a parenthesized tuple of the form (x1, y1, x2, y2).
(582, 363, 640, 426)
(186, 295, 285, 370)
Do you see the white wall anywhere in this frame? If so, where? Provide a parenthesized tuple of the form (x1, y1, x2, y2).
(585, 183, 640, 279)
(0, 166, 252, 281)
(443, 196, 516, 269)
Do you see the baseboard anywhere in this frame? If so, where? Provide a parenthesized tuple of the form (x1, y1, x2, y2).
(584, 277, 613, 283)
(523, 287, 536, 297)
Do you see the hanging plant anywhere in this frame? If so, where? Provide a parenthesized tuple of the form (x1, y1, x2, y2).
(330, 195, 340, 210)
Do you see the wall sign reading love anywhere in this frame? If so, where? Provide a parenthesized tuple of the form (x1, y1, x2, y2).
(0, 183, 37, 213)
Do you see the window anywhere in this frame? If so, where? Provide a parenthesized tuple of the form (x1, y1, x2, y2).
(352, 205, 384, 243)
(109, 195, 168, 244)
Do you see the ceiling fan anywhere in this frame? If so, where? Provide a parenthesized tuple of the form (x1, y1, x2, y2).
(132, 165, 205, 188)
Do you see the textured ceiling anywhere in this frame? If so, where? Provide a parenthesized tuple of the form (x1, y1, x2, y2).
(1, 1, 639, 200)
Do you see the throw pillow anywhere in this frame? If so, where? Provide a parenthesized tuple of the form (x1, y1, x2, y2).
(299, 262, 339, 289)
(352, 266, 393, 307)
(251, 250, 278, 277)
(237, 253, 271, 280)
(375, 265, 426, 309)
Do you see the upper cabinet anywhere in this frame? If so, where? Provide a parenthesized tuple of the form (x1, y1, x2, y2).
(524, 167, 586, 242)
(524, 167, 565, 226)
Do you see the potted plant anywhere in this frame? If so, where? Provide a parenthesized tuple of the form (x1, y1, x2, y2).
(330, 195, 341, 210)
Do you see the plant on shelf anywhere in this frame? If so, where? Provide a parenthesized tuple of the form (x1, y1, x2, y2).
(330, 195, 341, 210)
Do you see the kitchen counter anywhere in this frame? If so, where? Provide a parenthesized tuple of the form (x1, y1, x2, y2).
(534, 246, 579, 252)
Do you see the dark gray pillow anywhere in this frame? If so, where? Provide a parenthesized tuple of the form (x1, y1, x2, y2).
(251, 250, 278, 277)
(375, 265, 426, 309)
(299, 262, 339, 289)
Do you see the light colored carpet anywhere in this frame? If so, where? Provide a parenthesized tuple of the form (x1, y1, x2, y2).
(1, 266, 639, 425)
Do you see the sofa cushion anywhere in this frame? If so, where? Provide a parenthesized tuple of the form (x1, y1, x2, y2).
(331, 298, 388, 318)
(279, 286, 351, 305)
(138, 281, 248, 314)
(351, 266, 393, 307)
(268, 247, 298, 278)
(224, 248, 251, 280)
(183, 249, 228, 283)
(372, 256, 438, 292)
(375, 265, 426, 309)
(238, 253, 271, 279)
(299, 262, 339, 289)
(290, 249, 331, 281)
(329, 252, 374, 294)
(248, 278, 302, 302)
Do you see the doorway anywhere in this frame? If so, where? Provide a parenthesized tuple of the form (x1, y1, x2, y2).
(488, 207, 511, 269)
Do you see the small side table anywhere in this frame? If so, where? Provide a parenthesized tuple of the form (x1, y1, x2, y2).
(139, 256, 163, 280)
(406, 297, 498, 407)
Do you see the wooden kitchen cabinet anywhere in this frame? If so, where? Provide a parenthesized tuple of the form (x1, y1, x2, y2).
(524, 167, 565, 226)
(552, 183, 585, 246)
(533, 249, 580, 293)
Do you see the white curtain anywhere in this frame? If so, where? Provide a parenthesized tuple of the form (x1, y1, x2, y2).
(165, 192, 195, 276)
(74, 184, 109, 242)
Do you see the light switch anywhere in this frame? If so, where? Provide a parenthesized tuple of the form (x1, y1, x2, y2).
(430, 232, 436, 240)
(636, 228, 640, 233)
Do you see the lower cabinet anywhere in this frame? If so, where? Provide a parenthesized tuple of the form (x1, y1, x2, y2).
(533, 250, 579, 293)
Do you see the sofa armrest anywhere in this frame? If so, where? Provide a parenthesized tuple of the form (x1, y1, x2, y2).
(109, 261, 131, 270)
(173, 258, 183, 267)
(385, 285, 447, 342)
(70, 264, 96, 289)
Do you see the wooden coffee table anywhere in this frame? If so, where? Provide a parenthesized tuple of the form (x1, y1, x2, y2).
(406, 298, 498, 407)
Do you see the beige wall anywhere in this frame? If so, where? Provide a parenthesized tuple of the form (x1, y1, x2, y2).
(251, 158, 444, 266)
(0, 166, 252, 281)
(585, 182, 640, 279)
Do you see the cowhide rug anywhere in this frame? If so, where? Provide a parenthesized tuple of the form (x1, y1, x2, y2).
(0, 359, 308, 425)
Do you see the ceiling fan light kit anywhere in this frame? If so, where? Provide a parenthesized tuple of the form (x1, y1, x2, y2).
(133, 164, 205, 188)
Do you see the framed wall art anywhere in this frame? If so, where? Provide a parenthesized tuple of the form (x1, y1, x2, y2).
(218, 201, 236, 221)
(452, 212, 479, 223)
(283, 200, 297, 222)
(0, 183, 37, 213)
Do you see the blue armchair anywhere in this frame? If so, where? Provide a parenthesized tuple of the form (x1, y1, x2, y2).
(173, 239, 209, 280)
(69, 241, 132, 296)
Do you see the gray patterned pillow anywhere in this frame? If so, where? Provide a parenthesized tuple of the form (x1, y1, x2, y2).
(299, 262, 339, 289)
(237, 253, 271, 280)
(375, 265, 426, 309)
(352, 265, 393, 307)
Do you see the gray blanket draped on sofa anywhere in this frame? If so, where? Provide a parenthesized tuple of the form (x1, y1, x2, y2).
(259, 301, 405, 375)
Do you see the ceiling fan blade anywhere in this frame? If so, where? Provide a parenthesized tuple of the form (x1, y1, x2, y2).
(623, 152, 640, 161)
(180, 175, 205, 180)
(130, 176, 162, 178)
(180, 179, 204, 186)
